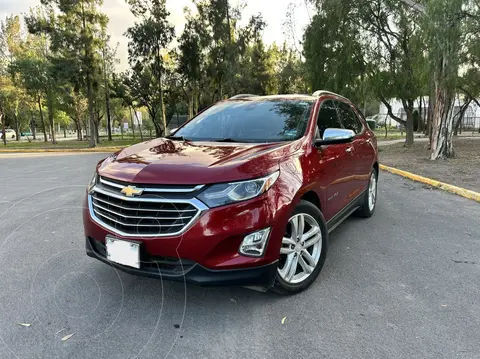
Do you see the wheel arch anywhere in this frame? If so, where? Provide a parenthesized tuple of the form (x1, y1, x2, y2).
(373, 161, 379, 177)
(300, 191, 322, 212)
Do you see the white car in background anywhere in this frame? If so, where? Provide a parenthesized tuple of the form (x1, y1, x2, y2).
(0, 129, 16, 140)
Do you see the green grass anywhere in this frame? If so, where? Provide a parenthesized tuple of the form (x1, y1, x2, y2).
(0, 138, 146, 150)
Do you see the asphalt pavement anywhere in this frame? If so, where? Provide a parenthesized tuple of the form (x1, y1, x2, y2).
(0, 153, 479, 359)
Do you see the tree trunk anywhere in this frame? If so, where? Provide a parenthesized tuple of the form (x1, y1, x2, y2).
(188, 92, 194, 120)
(47, 92, 56, 144)
(194, 87, 199, 115)
(0, 113, 5, 146)
(402, 99, 414, 147)
(95, 121, 100, 144)
(454, 99, 471, 136)
(130, 107, 136, 139)
(13, 114, 20, 141)
(31, 117, 36, 140)
(133, 108, 143, 141)
(383, 113, 388, 139)
(417, 98, 424, 133)
(87, 74, 96, 147)
(104, 64, 112, 142)
(430, 86, 455, 160)
(160, 76, 167, 137)
(38, 97, 48, 143)
(75, 120, 82, 140)
(425, 93, 435, 149)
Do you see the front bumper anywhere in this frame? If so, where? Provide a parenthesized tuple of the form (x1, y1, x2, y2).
(86, 236, 278, 287)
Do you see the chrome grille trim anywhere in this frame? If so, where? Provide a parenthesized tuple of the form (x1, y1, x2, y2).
(100, 177, 204, 193)
(88, 186, 208, 238)
(92, 195, 197, 212)
(92, 209, 185, 227)
(93, 202, 193, 220)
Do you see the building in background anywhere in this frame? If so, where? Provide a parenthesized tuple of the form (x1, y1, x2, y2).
(378, 96, 480, 131)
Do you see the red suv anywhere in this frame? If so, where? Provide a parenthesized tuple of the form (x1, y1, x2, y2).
(83, 91, 378, 294)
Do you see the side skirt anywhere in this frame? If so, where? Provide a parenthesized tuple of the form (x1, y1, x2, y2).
(326, 191, 365, 233)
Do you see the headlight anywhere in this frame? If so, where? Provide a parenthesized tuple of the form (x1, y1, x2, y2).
(88, 171, 98, 192)
(198, 171, 280, 208)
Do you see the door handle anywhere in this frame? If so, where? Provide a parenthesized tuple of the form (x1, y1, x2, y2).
(346, 147, 354, 154)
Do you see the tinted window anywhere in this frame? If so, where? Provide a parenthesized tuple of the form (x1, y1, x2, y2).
(337, 102, 363, 134)
(175, 100, 314, 142)
(317, 100, 343, 137)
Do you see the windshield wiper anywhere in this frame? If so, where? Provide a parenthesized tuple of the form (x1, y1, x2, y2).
(211, 138, 243, 143)
(165, 135, 188, 141)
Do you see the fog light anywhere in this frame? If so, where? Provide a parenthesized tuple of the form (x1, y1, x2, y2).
(239, 228, 271, 257)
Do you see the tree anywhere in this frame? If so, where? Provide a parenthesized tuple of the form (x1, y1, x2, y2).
(11, 7, 60, 143)
(0, 15, 23, 145)
(178, 15, 204, 119)
(100, 35, 119, 141)
(23, 7, 62, 144)
(61, 88, 88, 140)
(303, 4, 365, 102)
(423, 0, 465, 159)
(125, 0, 175, 137)
(27, 0, 109, 147)
(305, 0, 428, 146)
(54, 109, 70, 137)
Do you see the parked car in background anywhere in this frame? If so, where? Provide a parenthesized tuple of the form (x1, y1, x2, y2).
(1, 129, 16, 140)
(366, 114, 382, 129)
(84, 91, 379, 294)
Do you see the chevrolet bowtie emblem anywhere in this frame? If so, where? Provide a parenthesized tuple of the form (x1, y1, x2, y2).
(121, 185, 144, 197)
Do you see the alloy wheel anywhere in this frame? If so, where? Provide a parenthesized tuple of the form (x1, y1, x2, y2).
(278, 213, 322, 284)
(368, 172, 377, 212)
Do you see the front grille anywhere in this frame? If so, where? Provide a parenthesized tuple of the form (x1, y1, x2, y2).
(99, 176, 204, 196)
(89, 184, 206, 237)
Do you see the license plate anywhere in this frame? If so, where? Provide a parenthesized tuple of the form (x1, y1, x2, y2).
(106, 237, 140, 269)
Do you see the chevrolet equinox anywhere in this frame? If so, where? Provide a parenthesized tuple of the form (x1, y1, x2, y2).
(84, 91, 379, 294)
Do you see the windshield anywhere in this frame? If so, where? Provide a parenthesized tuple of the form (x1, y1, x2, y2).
(174, 99, 314, 143)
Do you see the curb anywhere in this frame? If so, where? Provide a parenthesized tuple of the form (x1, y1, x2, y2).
(0, 147, 122, 154)
(380, 164, 480, 203)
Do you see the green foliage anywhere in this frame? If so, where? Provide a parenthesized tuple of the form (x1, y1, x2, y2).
(25, 0, 109, 146)
(3, 0, 477, 151)
(303, 2, 366, 102)
(125, 0, 175, 136)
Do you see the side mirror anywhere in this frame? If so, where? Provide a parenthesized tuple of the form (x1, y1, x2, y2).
(315, 128, 355, 147)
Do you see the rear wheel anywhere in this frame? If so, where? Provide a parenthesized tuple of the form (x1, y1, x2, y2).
(272, 200, 328, 295)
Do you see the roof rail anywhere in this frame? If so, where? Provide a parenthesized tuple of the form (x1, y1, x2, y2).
(312, 90, 349, 101)
(229, 94, 258, 100)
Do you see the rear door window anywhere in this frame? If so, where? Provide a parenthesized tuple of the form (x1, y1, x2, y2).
(337, 101, 363, 134)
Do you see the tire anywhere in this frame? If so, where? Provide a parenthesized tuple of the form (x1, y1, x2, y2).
(271, 200, 328, 295)
(356, 167, 378, 218)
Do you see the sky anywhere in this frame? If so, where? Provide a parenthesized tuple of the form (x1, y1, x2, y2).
(0, 0, 313, 71)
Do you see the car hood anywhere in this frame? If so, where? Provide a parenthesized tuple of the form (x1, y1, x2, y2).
(98, 138, 302, 185)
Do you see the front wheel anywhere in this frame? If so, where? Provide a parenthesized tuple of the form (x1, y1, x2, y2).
(271, 200, 328, 295)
